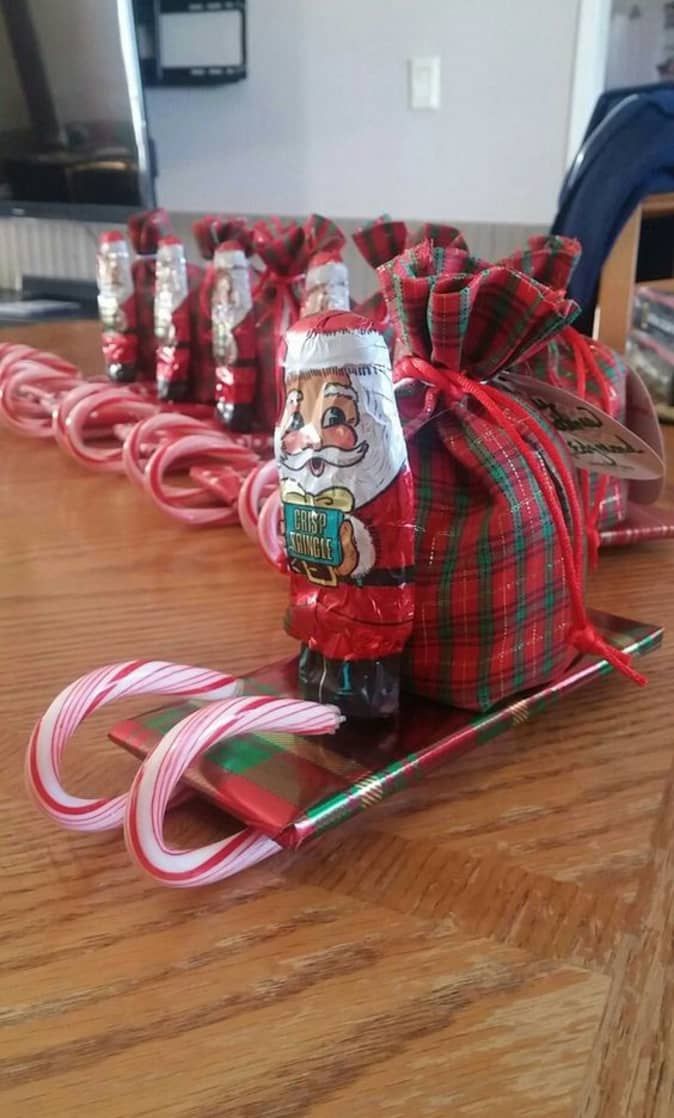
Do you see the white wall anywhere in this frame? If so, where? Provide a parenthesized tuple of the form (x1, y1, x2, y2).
(567, 0, 612, 164)
(146, 0, 582, 226)
(606, 0, 666, 88)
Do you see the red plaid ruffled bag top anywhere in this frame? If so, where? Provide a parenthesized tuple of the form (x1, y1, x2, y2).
(379, 242, 645, 712)
(353, 216, 466, 343)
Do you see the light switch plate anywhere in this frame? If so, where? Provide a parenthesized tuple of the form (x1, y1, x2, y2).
(408, 56, 441, 110)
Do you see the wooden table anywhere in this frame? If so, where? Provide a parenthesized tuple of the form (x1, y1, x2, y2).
(1, 322, 673, 1118)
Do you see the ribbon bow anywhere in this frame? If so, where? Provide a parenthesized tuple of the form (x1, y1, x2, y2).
(281, 479, 354, 512)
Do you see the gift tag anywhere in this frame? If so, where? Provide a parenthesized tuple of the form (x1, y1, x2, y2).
(625, 365, 665, 504)
(502, 373, 664, 481)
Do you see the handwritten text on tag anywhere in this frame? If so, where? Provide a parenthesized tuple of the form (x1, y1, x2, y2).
(502, 373, 664, 481)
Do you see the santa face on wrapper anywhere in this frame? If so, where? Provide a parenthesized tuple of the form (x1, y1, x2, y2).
(212, 247, 253, 365)
(276, 323, 407, 581)
(97, 238, 133, 333)
(155, 241, 188, 343)
(276, 310, 415, 717)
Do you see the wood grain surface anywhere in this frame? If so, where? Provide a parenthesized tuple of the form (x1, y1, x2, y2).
(1, 321, 673, 1118)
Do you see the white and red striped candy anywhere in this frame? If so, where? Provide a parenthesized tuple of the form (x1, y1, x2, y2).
(0, 344, 85, 437)
(52, 383, 158, 472)
(144, 431, 259, 525)
(124, 694, 341, 886)
(237, 459, 279, 543)
(25, 660, 240, 832)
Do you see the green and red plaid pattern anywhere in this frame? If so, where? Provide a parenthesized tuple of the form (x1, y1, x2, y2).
(409, 222, 467, 251)
(192, 215, 253, 260)
(379, 241, 583, 711)
(352, 216, 409, 342)
(304, 212, 345, 257)
(352, 214, 409, 269)
(499, 234, 581, 292)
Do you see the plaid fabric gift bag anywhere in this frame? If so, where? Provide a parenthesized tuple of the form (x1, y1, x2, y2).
(378, 242, 645, 711)
(412, 233, 631, 557)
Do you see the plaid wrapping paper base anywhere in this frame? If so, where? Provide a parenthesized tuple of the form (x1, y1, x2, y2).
(109, 612, 662, 848)
(598, 501, 674, 546)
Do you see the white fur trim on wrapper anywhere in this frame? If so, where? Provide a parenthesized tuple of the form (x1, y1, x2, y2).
(347, 516, 376, 579)
(284, 324, 391, 376)
(214, 246, 248, 271)
(305, 259, 349, 289)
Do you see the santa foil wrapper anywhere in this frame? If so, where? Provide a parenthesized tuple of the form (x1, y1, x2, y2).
(96, 232, 138, 383)
(154, 237, 191, 402)
(276, 310, 415, 718)
(129, 208, 174, 382)
(211, 243, 259, 431)
(301, 251, 350, 317)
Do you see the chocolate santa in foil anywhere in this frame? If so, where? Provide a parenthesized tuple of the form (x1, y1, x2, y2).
(128, 209, 173, 381)
(276, 310, 415, 718)
(96, 232, 138, 383)
(300, 251, 350, 317)
(154, 236, 191, 402)
(211, 242, 259, 431)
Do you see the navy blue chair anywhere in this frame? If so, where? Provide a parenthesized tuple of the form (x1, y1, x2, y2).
(551, 86, 674, 334)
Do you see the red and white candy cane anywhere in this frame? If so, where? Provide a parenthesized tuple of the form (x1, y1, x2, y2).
(144, 431, 259, 525)
(237, 459, 279, 542)
(124, 694, 341, 886)
(53, 383, 158, 472)
(26, 660, 241, 833)
(0, 341, 88, 436)
(0, 364, 81, 437)
(122, 411, 213, 492)
(256, 488, 287, 572)
(0, 344, 78, 385)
